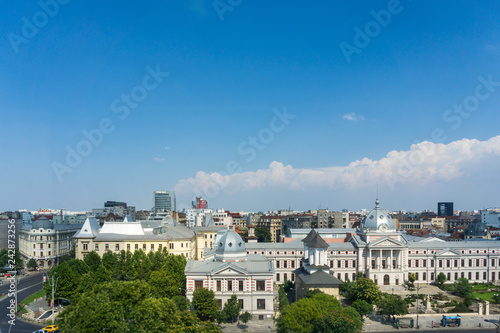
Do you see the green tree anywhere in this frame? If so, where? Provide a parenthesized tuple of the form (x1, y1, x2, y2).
(313, 307, 362, 333)
(83, 251, 101, 271)
(351, 299, 373, 318)
(255, 227, 272, 242)
(376, 294, 408, 316)
(436, 272, 447, 286)
(453, 278, 472, 298)
(345, 278, 381, 305)
(27, 258, 38, 271)
(192, 288, 218, 321)
(45, 259, 89, 302)
(279, 284, 289, 310)
(172, 295, 190, 311)
(240, 311, 253, 326)
(0, 249, 24, 271)
(277, 292, 342, 333)
(149, 270, 183, 298)
(101, 250, 117, 272)
(94, 264, 111, 284)
(304, 289, 324, 299)
(408, 273, 416, 285)
(130, 297, 178, 332)
(162, 254, 187, 294)
(223, 294, 241, 323)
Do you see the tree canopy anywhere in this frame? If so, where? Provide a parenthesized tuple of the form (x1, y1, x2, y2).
(313, 307, 363, 333)
(277, 292, 346, 333)
(192, 287, 219, 322)
(376, 294, 408, 316)
(345, 277, 381, 305)
(255, 227, 272, 242)
(436, 272, 447, 286)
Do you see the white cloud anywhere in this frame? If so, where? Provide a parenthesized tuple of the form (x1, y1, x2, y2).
(154, 157, 165, 162)
(343, 112, 365, 121)
(174, 136, 500, 198)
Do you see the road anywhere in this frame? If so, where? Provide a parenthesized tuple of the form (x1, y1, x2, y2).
(0, 272, 45, 333)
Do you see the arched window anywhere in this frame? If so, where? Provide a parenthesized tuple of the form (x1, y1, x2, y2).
(383, 274, 390, 285)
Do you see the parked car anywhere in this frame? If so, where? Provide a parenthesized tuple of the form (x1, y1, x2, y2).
(32, 330, 47, 333)
(42, 325, 59, 332)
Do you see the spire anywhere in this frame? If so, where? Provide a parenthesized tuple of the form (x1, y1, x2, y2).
(375, 198, 380, 209)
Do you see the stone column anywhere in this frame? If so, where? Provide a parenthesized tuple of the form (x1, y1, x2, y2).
(390, 249, 394, 271)
(478, 302, 483, 315)
(426, 295, 431, 311)
(485, 301, 490, 315)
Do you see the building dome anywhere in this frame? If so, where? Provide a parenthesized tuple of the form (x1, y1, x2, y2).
(362, 199, 396, 232)
(214, 228, 247, 262)
(32, 216, 54, 230)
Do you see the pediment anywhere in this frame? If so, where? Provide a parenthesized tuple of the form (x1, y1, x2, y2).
(368, 237, 405, 248)
(211, 263, 248, 276)
(435, 248, 461, 256)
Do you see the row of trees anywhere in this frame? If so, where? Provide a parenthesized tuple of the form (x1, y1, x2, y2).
(45, 249, 222, 332)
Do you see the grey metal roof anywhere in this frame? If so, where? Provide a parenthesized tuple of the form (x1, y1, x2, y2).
(296, 267, 342, 287)
(307, 233, 329, 249)
(32, 217, 54, 230)
(93, 224, 194, 242)
(185, 254, 273, 275)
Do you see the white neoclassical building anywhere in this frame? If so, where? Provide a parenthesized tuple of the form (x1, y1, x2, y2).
(185, 228, 275, 319)
(245, 200, 500, 287)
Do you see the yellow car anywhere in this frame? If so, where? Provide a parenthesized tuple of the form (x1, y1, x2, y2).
(42, 325, 59, 332)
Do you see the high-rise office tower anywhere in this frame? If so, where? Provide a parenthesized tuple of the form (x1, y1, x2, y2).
(438, 202, 454, 216)
(154, 191, 176, 212)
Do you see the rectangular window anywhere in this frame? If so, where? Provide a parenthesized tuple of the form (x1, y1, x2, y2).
(439, 260, 442, 268)
(105, 244, 109, 251)
(484, 272, 487, 280)
(169, 243, 174, 249)
(82, 243, 87, 251)
(276, 273, 280, 282)
(95, 244, 99, 251)
(257, 299, 265, 310)
(41, 251, 44, 257)
(135, 244, 139, 250)
(239, 280, 244, 291)
(431, 272, 435, 281)
(151, 244, 154, 251)
(276, 261, 280, 269)
(228, 280, 233, 291)
(181, 243, 184, 248)
(455, 272, 458, 280)
(217, 299, 222, 309)
(127, 244, 130, 251)
(476, 272, 480, 280)
(468, 272, 472, 280)
(291, 261, 295, 268)
(492, 259, 496, 267)
(33, 244, 35, 249)
(48, 243, 51, 249)
(284, 273, 287, 281)
(238, 299, 244, 309)
(353, 260, 357, 268)
(461, 272, 464, 278)
(48, 251, 51, 256)
(484, 259, 487, 266)
(469, 259, 472, 267)
(143, 244, 146, 251)
(461, 259, 464, 267)
(371, 260, 375, 269)
(256, 280, 265, 291)
(217, 280, 222, 291)
(446, 260, 450, 268)
(40, 244, 44, 249)
(338, 261, 342, 268)
(454, 259, 457, 267)
(431, 260, 434, 267)
(330, 260, 333, 268)
(477, 259, 480, 267)
(115, 244, 120, 251)
(159, 244, 163, 250)
(195, 280, 203, 290)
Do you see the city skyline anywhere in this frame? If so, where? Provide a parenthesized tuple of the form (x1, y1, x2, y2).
(2, 1, 500, 212)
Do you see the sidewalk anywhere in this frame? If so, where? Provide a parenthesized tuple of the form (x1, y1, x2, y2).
(363, 314, 500, 331)
(221, 319, 276, 332)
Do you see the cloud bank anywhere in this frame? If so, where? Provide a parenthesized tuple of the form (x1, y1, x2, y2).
(174, 135, 500, 199)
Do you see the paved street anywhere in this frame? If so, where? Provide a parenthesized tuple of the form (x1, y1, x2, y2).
(0, 272, 45, 333)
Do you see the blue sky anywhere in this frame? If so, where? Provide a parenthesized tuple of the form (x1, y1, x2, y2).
(1, 1, 500, 212)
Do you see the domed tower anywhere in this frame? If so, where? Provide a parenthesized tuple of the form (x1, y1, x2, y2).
(214, 228, 247, 262)
(360, 199, 397, 234)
